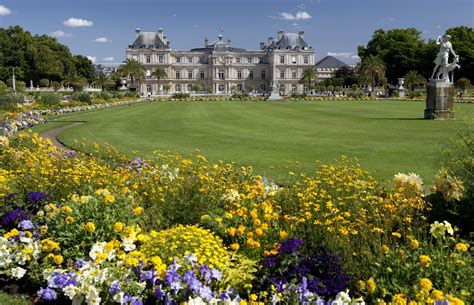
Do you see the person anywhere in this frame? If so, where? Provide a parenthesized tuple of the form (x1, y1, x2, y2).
(431, 34, 458, 80)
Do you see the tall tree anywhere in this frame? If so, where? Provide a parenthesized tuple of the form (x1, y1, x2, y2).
(117, 59, 145, 88)
(63, 73, 88, 92)
(299, 68, 317, 91)
(359, 56, 386, 95)
(92, 73, 114, 90)
(404, 70, 426, 92)
(73, 55, 95, 81)
(152, 67, 167, 94)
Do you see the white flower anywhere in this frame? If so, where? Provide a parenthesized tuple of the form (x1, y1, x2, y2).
(122, 238, 136, 251)
(11, 266, 26, 279)
(63, 285, 84, 305)
(443, 221, 454, 236)
(188, 297, 206, 305)
(84, 285, 101, 305)
(333, 290, 352, 304)
(89, 242, 106, 260)
(221, 189, 240, 203)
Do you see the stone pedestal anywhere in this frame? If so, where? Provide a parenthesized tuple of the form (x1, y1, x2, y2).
(399, 89, 406, 98)
(424, 80, 455, 120)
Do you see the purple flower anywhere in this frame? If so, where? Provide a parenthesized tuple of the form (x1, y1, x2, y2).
(19, 220, 34, 230)
(199, 286, 213, 302)
(26, 191, 48, 205)
(109, 280, 121, 296)
(183, 270, 197, 284)
(184, 253, 197, 266)
(154, 285, 164, 300)
(48, 271, 77, 289)
(211, 268, 222, 281)
(278, 237, 304, 254)
(198, 265, 212, 283)
(38, 287, 57, 301)
(74, 259, 87, 269)
(188, 277, 203, 294)
(2, 208, 28, 227)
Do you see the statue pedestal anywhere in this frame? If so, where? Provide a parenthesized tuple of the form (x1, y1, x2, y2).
(266, 91, 283, 101)
(424, 80, 455, 120)
(399, 89, 406, 98)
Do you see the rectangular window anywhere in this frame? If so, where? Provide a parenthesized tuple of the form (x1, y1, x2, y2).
(280, 56, 285, 64)
(261, 70, 266, 79)
(304, 56, 309, 64)
(146, 55, 151, 63)
(146, 70, 151, 78)
(280, 70, 285, 79)
(292, 84, 297, 92)
(187, 57, 193, 63)
(236, 57, 241, 63)
(199, 56, 205, 64)
(291, 56, 297, 64)
(146, 84, 152, 92)
(176, 71, 180, 79)
(200, 70, 205, 79)
(249, 70, 254, 79)
(247, 57, 252, 63)
(188, 70, 193, 79)
(218, 69, 225, 79)
(259, 57, 264, 64)
(159, 55, 164, 63)
(237, 70, 242, 79)
(292, 70, 297, 79)
(176, 57, 181, 63)
(260, 84, 266, 91)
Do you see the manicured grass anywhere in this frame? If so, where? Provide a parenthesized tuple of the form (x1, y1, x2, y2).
(46, 100, 473, 184)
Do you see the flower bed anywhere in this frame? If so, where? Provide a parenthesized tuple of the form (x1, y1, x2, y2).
(0, 133, 472, 304)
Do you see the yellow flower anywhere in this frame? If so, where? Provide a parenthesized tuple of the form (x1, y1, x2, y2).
(409, 238, 419, 250)
(419, 255, 431, 268)
(430, 290, 444, 301)
(356, 280, 366, 291)
(65, 216, 75, 224)
(85, 222, 96, 233)
(104, 194, 115, 204)
(230, 243, 240, 251)
(250, 294, 258, 301)
(133, 207, 143, 216)
(113, 222, 124, 233)
(382, 245, 390, 255)
(455, 243, 468, 252)
(41, 239, 60, 253)
(279, 231, 289, 240)
(419, 278, 432, 292)
(4, 228, 20, 239)
(40, 226, 48, 234)
(53, 255, 64, 265)
(392, 232, 402, 239)
(61, 206, 73, 213)
(226, 227, 236, 236)
(255, 228, 264, 237)
(366, 277, 376, 293)
(447, 296, 465, 305)
(393, 293, 407, 305)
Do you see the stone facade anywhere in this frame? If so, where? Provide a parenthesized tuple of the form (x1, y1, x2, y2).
(126, 28, 315, 95)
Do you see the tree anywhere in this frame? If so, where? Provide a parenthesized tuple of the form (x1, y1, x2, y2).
(163, 84, 171, 94)
(63, 73, 88, 92)
(193, 84, 202, 93)
(92, 73, 114, 90)
(359, 56, 386, 95)
(446, 26, 474, 82)
(457, 78, 471, 97)
(404, 70, 426, 92)
(73, 55, 95, 81)
(299, 68, 317, 92)
(117, 59, 145, 88)
(335, 66, 358, 86)
(152, 67, 167, 94)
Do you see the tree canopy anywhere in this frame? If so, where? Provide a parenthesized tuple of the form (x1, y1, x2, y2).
(358, 26, 473, 83)
(0, 25, 95, 85)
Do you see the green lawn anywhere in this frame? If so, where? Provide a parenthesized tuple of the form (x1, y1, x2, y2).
(39, 100, 473, 184)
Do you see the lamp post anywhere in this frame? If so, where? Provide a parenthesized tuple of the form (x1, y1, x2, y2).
(12, 67, 16, 93)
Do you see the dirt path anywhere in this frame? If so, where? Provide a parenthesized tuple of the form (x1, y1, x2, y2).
(41, 122, 82, 151)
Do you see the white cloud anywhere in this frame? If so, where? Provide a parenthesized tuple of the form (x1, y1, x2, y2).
(327, 52, 355, 58)
(63, 17, 93, 27)
(94, 37, 108, 43)
(49, 30, 71, 38)
(103, 57, 114, 61)
(280, 11, 312, 20)
(86, 56, 97, 64)
(382, 17, 396, 23)
(0, 5, 12, 15)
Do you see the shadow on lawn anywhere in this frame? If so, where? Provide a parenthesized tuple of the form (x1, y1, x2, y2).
(365, 117, 426, 121)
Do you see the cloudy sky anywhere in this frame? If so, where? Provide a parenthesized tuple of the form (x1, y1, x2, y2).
(0, 0, 472, 64)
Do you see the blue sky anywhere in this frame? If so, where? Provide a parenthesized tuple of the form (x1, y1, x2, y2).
(0, 0, 472, 65)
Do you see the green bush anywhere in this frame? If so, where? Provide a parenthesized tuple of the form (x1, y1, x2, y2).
(172, 92, 190, 100)
(37, 92, 61, 106)
(0, 94, 24, 109)
(39, 79, 50, 87)
(97, 91, 112, 100)
(51, 81, 61, 91)
(125, 91, 139, 98)
(72, 92, 92, 104)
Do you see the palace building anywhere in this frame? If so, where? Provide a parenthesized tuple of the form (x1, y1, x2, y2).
(126, 28, 315, 95)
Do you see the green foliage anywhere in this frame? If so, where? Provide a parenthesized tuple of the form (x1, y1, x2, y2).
(359, 56, 386, 91)
(171, 92, 190, 99)
(446, 26, 474, 82)
(404, 70, 426, 92)
(72, 92, 91, 104)
(37, 92, 60, 106)
(220, 253, 258, 293)
(92, 73, 114, 90)
(299, 68, 317, 90)
(117, 59, 146, 86)
(39, 79, 50, 87)
(0, 291, 29, 305)
(192, 84, 202, 92)
(51, 81, 60, 91)
(97, 91, 112, 100)
(0, 81, 9, 96)
(456, 78, 471, 92)
(72, 55, 95, 82)
(0, 94, 24, 109)
(163, 84, 171, 93)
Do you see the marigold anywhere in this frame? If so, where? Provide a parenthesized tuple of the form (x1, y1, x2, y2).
(455, 243, 468, 252)
(230, 243, 240, 251)
(85, 222, 96, 233)
(133, 207, 143, 216)
(279, 230, 288, 240)
(113, 222, 123, 233)
(65, 216, 74, 224)
(53, 255, 63, 265)
(430, 290, 444, 301)
(104, 194, 115, 204)
(409, 238, 419, 250)
(419, 255, 431, 268)
(447, 295, 465, 305)
(393, 293, 407, 305)
(366, 277, 376, 293)
(419, 278, 432, 292)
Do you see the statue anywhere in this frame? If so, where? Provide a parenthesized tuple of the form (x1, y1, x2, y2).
(430, 34, 459, 82)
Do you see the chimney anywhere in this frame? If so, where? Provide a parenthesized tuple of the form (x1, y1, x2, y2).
(268, 37, 273, 45)
(205, 37, 208, 47)
(135, 27, 141, 37)
(299, 31, 304, 39)
(260, 42, 265, 50)
(163, 35, 167, 44)
(277, 30, 284, 40)
(158, 28, 163, 40)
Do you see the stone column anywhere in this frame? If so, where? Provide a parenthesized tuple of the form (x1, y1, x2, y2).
(424, 79, 455, 120)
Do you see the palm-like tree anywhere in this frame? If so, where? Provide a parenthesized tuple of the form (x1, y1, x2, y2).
(62, 73, 88, 92)
(359, 56, 386, 95)
(299, 68, 317, 92)
(404, 70, 426, 92)
(92, 73, 114, 90)
(117, 58, 146, 87)
(152, 67, 167, 94)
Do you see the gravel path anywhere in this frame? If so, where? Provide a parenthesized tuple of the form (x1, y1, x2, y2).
(41, 122, 82, 151)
